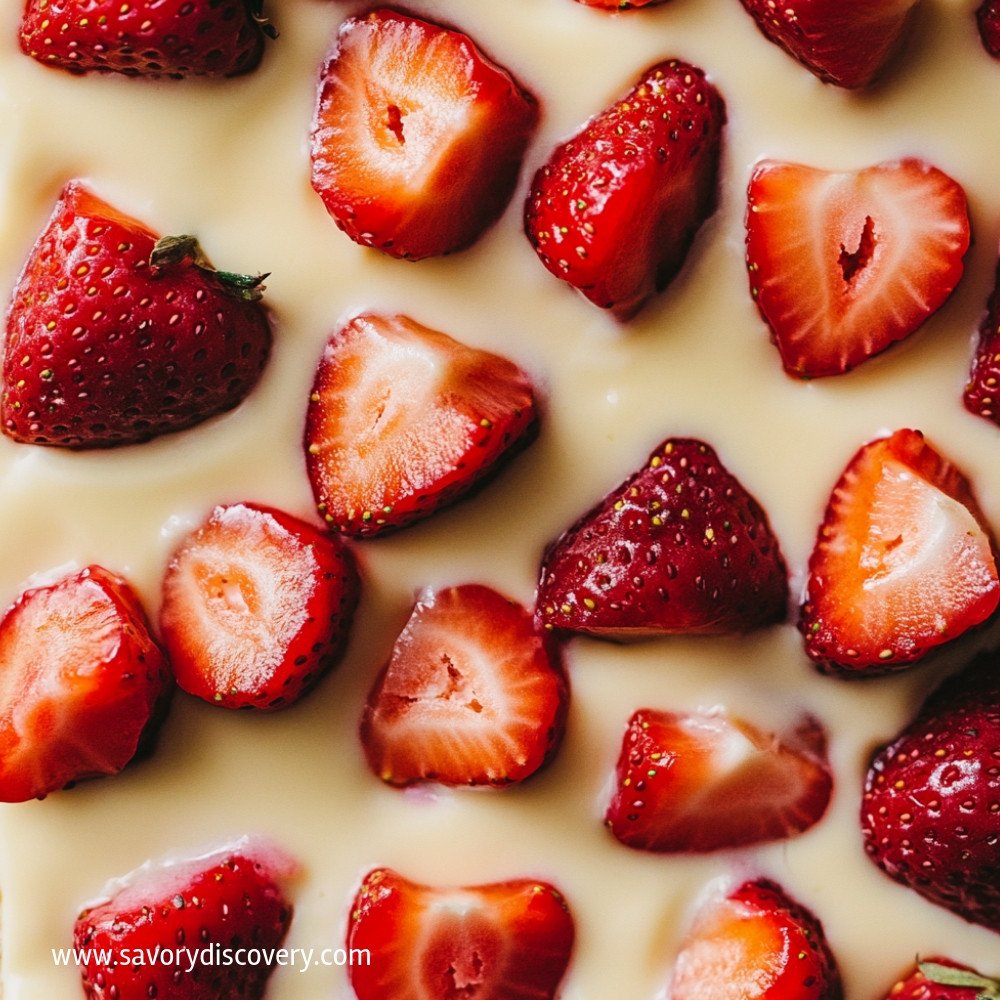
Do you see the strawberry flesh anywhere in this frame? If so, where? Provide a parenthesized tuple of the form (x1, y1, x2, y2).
(979, 0, 1000, 57)
(963, 260, 1000, 425)
(884, 958, 1000, 1000)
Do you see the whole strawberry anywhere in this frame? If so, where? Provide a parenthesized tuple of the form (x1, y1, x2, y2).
(964, 261, 1000, 425)
(2, 181, 271, 448)
(978, 0, 1000, 58)
(884, 959, 1000, 1000)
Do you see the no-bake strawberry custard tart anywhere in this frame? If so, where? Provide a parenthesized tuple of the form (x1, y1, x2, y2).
(1, 0, 1000, 997)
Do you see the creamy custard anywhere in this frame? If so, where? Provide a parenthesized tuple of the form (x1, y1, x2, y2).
(1, 0, 999, 996)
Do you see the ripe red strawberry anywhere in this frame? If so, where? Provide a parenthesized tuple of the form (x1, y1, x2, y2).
(963, 260, 1000, 425)
(347, 867, 574, 1000)
(670, 879, 843, 1000)
(159, 502, 359, 710)
(574, 0, 667, 7)
(861, 651, 1000, 934)
(884, 959, 1000, 1000)
(304, 313, 537, 537)
(737, 0, 918, 88)
(19, 0, 271, 78)
(2, 181, 271, 448)
(800, 429, 1000, 676)
(0, 565, 171, 802)
(535, 438, 788, 638)
(977, 0, 1000, 57)
(360, 584, 567, 787)
(746, 158, 970, 378)
(605, 709, 832, 853)
(74, 842, 293, 999)
(310, 7, 538, 261)
(525, 59, 724, 320)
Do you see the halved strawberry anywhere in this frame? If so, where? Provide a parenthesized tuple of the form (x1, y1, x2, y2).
(977, 0, 1000, 58)
(360, 584, 567, 787)
(963, 260, 1000, 424)
(304, 313, 537, 538)
(159, 502, 359, 711)
(670, 879, 843, 1000)
(884, 959, 1000, 1000)
(746, 158, 970, 378)
(310, 7, 538, 261)
(0, 565, 171, 802)
(525, 59, 724, 320)
(800, 429, 1000, 676)
(347, 867, 574, 1000)
(605, 708, 832, 853)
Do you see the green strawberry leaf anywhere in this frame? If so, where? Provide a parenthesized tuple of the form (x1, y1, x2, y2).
(919, 962, 1000, 999)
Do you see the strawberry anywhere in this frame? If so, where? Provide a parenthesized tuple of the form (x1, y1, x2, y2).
(861, 651, 1000, 934)
(304, 313, 537, 537)
(535, 438, 788, 638)
(159, 502, 359, 711)
(19, 0, 271, 78)
(737, 0, 918, 88)
(309, 7, 538, 261)
(800, 429, 1000, 676)
(574, 0, 667, 7)
(884, 959, 1000, 1000)
(525, 59, 724, 320)
(979, 0, 1000, 57)
(2, 181, 271, 448)
(746, 158, 970, 378)
(670, 879, 843, 1000)
(347, 867, 574, 1000)
(605, 709, 832, 853)
(963, 260, 1000, 425)
(0, 565, 171, 803)
(74, 842, 293, 999)
(360, 584, 567, 787)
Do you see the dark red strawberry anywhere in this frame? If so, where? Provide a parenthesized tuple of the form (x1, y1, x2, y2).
(304, 313, 537, 537)
(978, 0, 1000, 57)
(360, 584, 567, 787)
(574, 0, 667, 7)
(800, 429, 1000, 676)
(861, 651, 1000, 934)
(159, 502, 358, 710)
(535, 438, 788, 638)
(74, 842, 293, 999)
(884, 958, 1000, 1000)
(525, 59, 724, 320)
(347, 867, 574, 1000)
(746, 158, 970, 378)
(670, 879, 843, 1000)
(737, 0, 918, 88)
(0, 565, 171, 802)
(2, 181, 271, 448)
(19, 0, 271, 78)
(310, 7, 538, 261)
(605, 709, 832, 853)
(963, 260, 1000, 425)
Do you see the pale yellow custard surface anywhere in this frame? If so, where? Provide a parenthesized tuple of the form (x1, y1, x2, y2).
(1, 0, 999, 996)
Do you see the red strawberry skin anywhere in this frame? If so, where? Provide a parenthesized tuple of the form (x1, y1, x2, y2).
(347, 867, 574, 1000)
(159, 502, 359, 711)
(978, 0, 1000, 57)
(963, 260, 1000, 425)
(0, 565, 171, 803)
(525, 59, 724, 320)
(2, 181, 271, 448)
(883, 958, 1000, 1000)
(861, 652, 1000, 934)
(310, 7, 538, 261)
(535, 438, 788, 638)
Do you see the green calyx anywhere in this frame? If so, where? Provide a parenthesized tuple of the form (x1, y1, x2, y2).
(150, 235, 268, 303)
(919, 961, 1000, 1000)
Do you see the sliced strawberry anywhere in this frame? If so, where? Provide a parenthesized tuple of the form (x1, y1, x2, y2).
(884, 959, 1000, 1000)
(159, 502, 358, 711)
(525, 59, 724, 320)
(800, 429, 1000, 676)
(310, 7, 538, 261)
(670, 879, 843, 1000)
(963, 260, 1000, 424)
(360, 584, 567, 787)
(347, 867, 574, 1000)
(746, 158, 970, 378)
(535, 438, 788, 638)
(605, 709, 832, 853)
(0, 565, 171, 802)
(977, 0, 1000, 58)
(304, 313, 537, 537)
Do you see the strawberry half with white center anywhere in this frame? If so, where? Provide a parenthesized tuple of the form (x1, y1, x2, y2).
(605, 709, 832, 853)
(310, 7, 538, 261)
(800, 429, 1000, 676)
(525, 59, 724, 320)
(2, 181, 271, 448)
(670, 879, 843, 1000)
(883, 959, 1000, 1000)
(861, 651, 1000, 934)
(360, 584, 567, 787)
(979, 0, 1000, 57)
(347, 868, 574, 1000)
(963, 260, 1000, 425)
(0, 565, 171, 802)
(159, 502, 359, 711)
(535, 438, 788, 638)
(746, 158, 970, 378)
(304, 313, 537, 537)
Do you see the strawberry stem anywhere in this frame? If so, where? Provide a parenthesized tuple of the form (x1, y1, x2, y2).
(150, 235, 268, 303)
(919, 961, 1000, 999)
